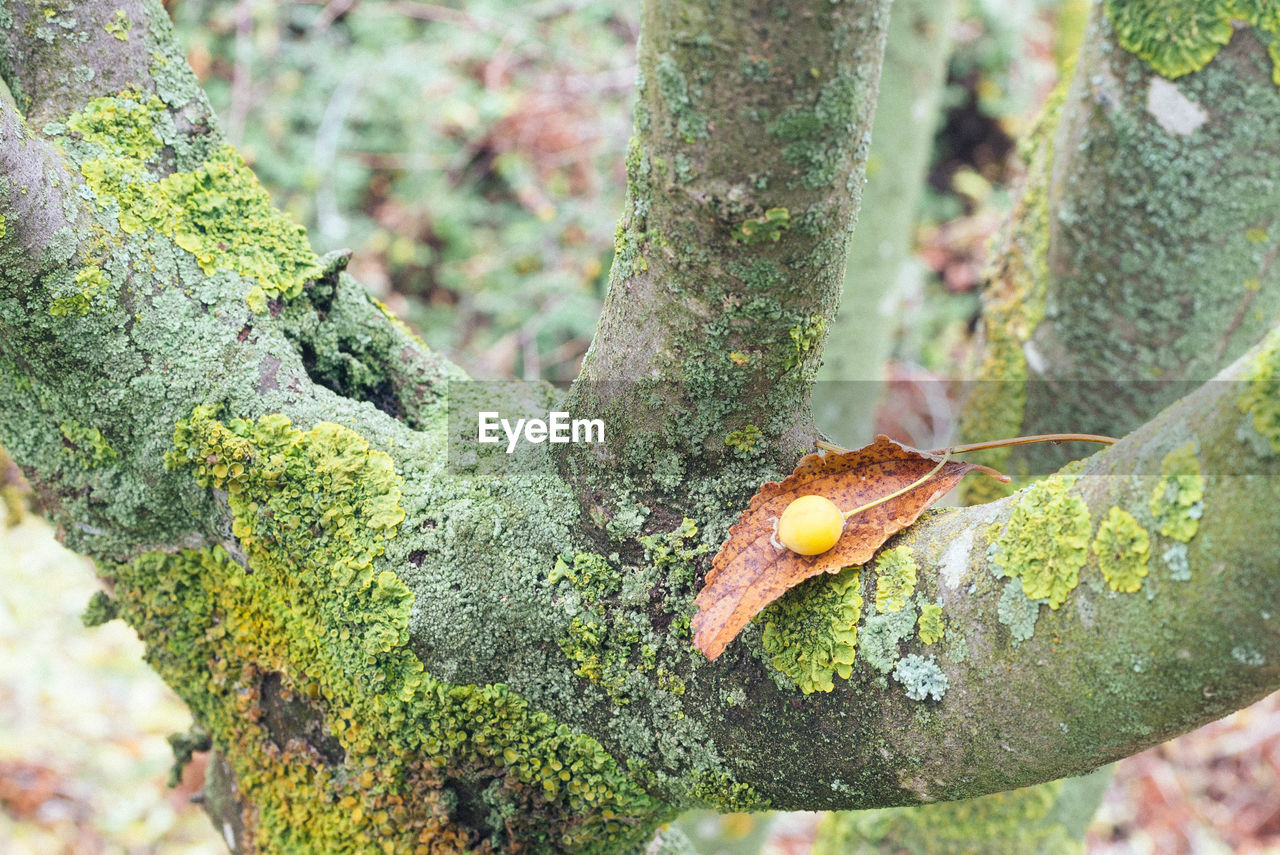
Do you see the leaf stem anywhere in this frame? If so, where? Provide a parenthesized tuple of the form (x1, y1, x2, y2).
(816, 432, 1118, 458)
(842, 448, 953, 519)
(927, 433, 1118, 456)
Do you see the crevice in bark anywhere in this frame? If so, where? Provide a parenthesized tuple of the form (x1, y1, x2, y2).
(258, 671, 346, 767)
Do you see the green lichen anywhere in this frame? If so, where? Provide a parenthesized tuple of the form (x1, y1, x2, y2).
(80, 590, 118, 627)
(1239, 334, 1280, 452)
(49, 265, 109, 317)
(1093, 506, 1151, 593)
(1105, 0, 1280, 83)
(990, 474, 1092, 609)
(548, 551, 640, 700)
(638, 517, 708, 639)
(859, 606, 918, 675)
(58, 419, 117, 468)
(783, 315, 828, 372)
(117, 407, 671, 852)
(550, 552, 621, 602)
(759, 569, 863, 694)
(104, 8, 130, 41)
(0, 213, 6, 238)
(997, 578, 1041, 643)
(770, 76, 865, 189)
(687, 771, 766, 813)
(65, 92, 322, 302)
(1162, 542, 1192, 581)
(549, 521, 708, 707)
(733, 207, 791, 244)
(917, 602, 945, 645)
(891, 653, 948, 701)
(873, 545, 918, 614)
(723, 424, 763, 456)
(654, 54, 708, 142)
(1148, 442, 1204, 542)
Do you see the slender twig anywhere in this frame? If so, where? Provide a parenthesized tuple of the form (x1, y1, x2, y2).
(816, 433, 1118, 458)
(927, 433, 1118, 455)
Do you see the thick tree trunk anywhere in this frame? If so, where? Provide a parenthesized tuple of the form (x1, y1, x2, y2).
(962, 0, 1280, 488)
(4, 1, 1280, 854)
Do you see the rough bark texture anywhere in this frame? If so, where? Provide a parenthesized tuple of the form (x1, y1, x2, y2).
(4, 1, 1280, 854)
(963, 1, 1280, 488)
(567, 0, 892, 496)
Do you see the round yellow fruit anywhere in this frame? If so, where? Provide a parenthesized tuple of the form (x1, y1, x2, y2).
(777, 494, 845, 555)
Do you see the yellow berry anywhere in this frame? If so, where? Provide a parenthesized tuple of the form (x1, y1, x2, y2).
(777, 494, 845, 555)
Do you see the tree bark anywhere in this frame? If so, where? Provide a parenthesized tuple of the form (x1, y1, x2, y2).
(4, 1, 1280, 854)
(962, 1, 1280, 486)
(567, 0, 892, 494)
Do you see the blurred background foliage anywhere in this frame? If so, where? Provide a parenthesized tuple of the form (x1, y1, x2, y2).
(3, 0, 1279, 852)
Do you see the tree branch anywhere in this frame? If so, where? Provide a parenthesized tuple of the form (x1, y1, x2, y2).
(0, 0, 191, 124)
(567, 0, 892, 494)
(4, 1, 1280, 852)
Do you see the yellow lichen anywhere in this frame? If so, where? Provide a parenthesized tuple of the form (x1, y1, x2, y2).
(1093, 506, 1150, 593)
(874, 545, 918, 614)
(917, 603, 945, 645)
(95, 407, 674, 852)
(990, 475, 1092, 609)
(1148, 442, 1204, 543)
(760, 569, 863, 694)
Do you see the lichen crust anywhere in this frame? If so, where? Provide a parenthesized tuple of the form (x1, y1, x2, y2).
(93, 407, 671, 852)
(759, 568, 863, 694)
(1093, 506, 1151, 593)
(990, 474, 1093, 609)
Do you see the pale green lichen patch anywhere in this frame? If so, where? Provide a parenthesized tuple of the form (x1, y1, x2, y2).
(1163, 542, 1192, 581)
(122, 406, 672, 852)
(654, 54, 708, 142)
(1148, 442, 1204, 542)
(62, 91, 322, 302)
(873, 545, 918, 614)
(1239, 334, 1280, 452)
(997, 578, 1041, 643)
(859, 606, 917, 675)
(990, 475, 1092, 609)
(1232, 646, 1267, 666)
(759, 569, 863, 694)
(892, 653, 948, 702)
(1093, 507, 1151, 593)
(917, 603, 945, 646)
(59, 419, 117, 468)
(1106, 0, 1280, 84)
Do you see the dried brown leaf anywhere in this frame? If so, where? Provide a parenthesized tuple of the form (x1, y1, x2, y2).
(692, 435, 1002, 661)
